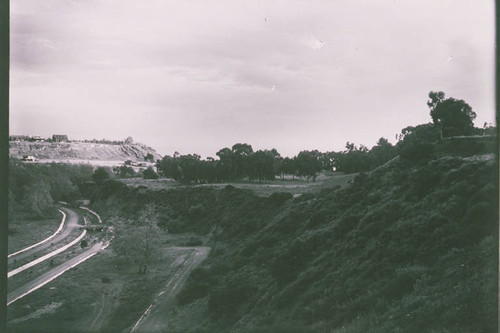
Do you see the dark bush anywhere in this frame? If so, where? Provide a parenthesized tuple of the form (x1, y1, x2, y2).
(267, 192, 293, 206)
(399, 142, 435, 162)
(143, 167, 159, 179)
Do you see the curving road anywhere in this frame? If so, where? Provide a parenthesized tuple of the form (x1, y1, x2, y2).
(8, 207, 82, 267)
(7, 241, 109, 306)
(131, 247, 210, 333)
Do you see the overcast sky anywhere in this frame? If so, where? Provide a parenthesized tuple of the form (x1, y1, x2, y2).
(10, 0, 495, 158)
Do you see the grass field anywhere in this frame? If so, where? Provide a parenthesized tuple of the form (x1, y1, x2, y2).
(120, 172, 356, 196)
(8, 208, 62, 255)
(7, 240, 199, 333)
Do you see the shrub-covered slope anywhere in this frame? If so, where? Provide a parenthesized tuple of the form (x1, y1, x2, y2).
(84, 150, 497, 332)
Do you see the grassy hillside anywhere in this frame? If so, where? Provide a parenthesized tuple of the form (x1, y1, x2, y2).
(79, 139, 497, 332)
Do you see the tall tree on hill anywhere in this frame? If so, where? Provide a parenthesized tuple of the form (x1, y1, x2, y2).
(427, 91, 477, 138)
(216, 147, 235, 181)
(231, 143, 253, 180)
(249, 149, 280, 182)
(295, 150, 321, 181)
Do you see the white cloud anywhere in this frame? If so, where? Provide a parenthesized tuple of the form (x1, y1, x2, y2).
(10, 0, 495, 157)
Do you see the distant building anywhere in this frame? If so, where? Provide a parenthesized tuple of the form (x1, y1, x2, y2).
(22, 155, 37, 162)
(52, 134, 69, 142)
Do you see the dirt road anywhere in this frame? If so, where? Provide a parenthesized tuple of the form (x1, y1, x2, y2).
(130, 246, 210, 333)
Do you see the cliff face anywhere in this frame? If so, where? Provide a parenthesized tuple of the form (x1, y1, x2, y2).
(9, 141, 162, 162)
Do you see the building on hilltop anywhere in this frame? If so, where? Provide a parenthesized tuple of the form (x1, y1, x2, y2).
(31, 136, 45, 142)
(52, 134, 69, 142)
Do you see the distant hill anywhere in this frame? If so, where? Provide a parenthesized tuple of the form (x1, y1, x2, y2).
(9, 141, 163, 162)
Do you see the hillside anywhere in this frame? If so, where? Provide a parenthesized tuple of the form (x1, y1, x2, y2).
(9, 141, 162, 162)
(7, 134, 498, 332)
(74, 139, 498, 332)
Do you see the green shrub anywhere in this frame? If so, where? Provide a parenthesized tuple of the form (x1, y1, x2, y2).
(143, 167, 159, 179)
(399, 142, 434, 162)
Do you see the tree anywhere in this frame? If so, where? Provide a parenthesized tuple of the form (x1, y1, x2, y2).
(92, 167, 110, 182)
(216, 147, 235, 182)
(144, 153, 155, 162)
(231, 143, 254, 180)
(336, 142, 371, 174)
(156, 155, 181, 180)
(249, 149, 279, 182)
(113, 166, 135, 178)
(370, 137, 396, 168)
(112, 203, 163, 274)
(177, 154, 202, 183)
(427, 91, 477, 138)
(23, 180, 53, 215)
(295, 150, 321, 181)
(143, 167, 159, 179)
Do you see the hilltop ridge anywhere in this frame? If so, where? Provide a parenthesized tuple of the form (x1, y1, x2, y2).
(9, 140, 162, 162)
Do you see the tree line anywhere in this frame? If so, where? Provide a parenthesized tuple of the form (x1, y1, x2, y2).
(155, 91, 493, 183)
(155, 139, 397, 184)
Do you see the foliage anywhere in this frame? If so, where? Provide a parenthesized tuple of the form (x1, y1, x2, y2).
(428, 91, 477, 138)
(92, 167, 111, 182)
(112, 203, 163, 274)
(143, 166, 159, 179)
(113, 165, 136, 178)
(9, 161, 93, 216)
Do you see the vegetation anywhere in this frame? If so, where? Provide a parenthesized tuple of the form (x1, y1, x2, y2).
(8, 92, 498, 332)
(428, 91, 477, 138)
(8, 161, 93, 217)
(112, 203, 163, 274)
(156, 140, 398, 183)
(92, 167, 111, 182)
(112, 165, 136, 178)
(143, 166, 159, 179)
(79, 141, 497, 332)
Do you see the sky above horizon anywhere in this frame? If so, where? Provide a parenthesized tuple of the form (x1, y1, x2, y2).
(10, 0, 495, 158)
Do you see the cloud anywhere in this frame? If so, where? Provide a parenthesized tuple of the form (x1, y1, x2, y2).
(9, 0, 495, 157)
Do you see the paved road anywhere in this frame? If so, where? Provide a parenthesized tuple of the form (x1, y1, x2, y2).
(131, 247, 210, 333)
(8, 207, 82, 267)
(7, 241, 108, 306)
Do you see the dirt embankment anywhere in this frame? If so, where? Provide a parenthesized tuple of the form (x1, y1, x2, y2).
(9, 141, 162, 162)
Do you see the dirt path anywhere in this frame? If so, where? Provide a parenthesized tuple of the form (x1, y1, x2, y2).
(130, 246, 210, 333)
(88, 283, 122, 332)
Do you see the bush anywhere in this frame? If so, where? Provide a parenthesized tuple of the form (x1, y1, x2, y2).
(267, 192, 293, 206)
(399, 142, 434, 162)
(143, 167, 159, 179)
(188, 204, 206, 218)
